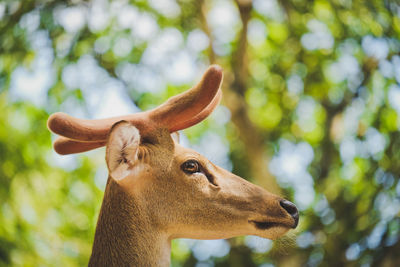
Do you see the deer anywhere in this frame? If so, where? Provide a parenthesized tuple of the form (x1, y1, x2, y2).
(47, 65, 299, 266)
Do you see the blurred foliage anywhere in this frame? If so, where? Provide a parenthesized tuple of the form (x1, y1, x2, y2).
(1, 0, 400, 266)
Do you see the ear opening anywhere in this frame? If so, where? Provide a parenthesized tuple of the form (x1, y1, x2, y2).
(106, 121, 141, 181)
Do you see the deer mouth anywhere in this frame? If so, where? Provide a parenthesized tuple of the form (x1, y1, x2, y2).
(249, 220, 289, 230)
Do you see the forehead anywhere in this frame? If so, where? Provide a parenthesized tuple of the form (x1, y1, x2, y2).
(174, 143, 206, 162)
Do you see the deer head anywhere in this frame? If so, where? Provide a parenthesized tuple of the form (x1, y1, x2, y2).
(48, 65, 298, 265)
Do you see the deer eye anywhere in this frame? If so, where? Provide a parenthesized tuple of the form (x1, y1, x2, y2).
(181, 160, 200, 174)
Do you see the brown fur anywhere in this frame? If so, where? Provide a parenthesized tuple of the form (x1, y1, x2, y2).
(89, 178, 171, 266)
(88, 122, 297, 266)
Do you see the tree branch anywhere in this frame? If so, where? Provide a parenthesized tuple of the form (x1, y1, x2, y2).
(200, 0, 281, 194)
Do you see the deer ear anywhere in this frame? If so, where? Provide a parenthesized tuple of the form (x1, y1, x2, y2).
(106, 121, 140, 181)
(171, 132, 180, 143)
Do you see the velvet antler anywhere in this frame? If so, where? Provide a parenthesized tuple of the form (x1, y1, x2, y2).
(48, 65, 223, 155)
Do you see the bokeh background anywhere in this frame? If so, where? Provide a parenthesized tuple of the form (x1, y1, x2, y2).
(1, 0, 400, 266)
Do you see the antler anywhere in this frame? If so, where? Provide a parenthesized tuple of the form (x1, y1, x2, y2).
(48, 65, 223, 155)
(53, 137, 106, 155)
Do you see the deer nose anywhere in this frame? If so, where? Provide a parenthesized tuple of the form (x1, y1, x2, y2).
(280, 200, 299, 228)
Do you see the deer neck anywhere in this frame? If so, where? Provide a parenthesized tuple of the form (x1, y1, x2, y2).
(89, 178, 171, 267)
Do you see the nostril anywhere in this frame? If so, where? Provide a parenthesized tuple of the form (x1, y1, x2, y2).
(280, 200, 299, 228)
(280, 200, 297, 215)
